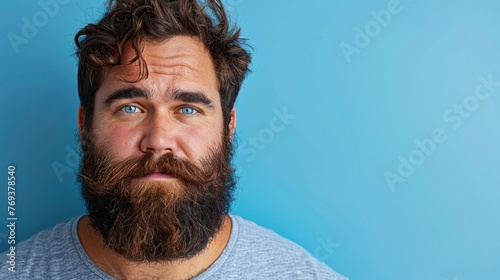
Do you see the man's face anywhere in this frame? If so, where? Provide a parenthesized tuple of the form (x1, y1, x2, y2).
(92, 36, 225, 163)
(78, 36, 236, 262)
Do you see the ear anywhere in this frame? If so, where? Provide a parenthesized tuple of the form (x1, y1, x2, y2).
(78, 106, 85, 136)
(228, 108, 236, 141)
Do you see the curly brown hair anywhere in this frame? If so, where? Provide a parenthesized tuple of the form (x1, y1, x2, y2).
(75, 0, 251, 131)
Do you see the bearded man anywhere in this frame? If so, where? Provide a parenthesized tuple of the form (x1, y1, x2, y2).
(1, 1, 347, 279)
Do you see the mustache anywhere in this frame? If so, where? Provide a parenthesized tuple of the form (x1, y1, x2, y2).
(79, 149, 226, 193)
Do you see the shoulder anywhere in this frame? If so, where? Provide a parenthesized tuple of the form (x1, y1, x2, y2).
(232, 215, 312, 256)
(0, 216, 101, 279)
(200, 215, 348, 280)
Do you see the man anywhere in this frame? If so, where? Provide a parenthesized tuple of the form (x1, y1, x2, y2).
(1, 0, 347, 279)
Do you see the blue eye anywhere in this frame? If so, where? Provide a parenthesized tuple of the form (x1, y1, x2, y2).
(180, 107, 198, 115)
(122, 105, 141, 114)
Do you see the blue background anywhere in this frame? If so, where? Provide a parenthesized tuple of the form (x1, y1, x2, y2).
(1, 0, 500, 279)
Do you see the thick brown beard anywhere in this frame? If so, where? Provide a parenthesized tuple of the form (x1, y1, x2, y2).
(78, 129, 236, 263)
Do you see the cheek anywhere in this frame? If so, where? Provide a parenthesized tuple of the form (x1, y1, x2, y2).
(96, 123, 143, 160)
(180, 123, 223, 159)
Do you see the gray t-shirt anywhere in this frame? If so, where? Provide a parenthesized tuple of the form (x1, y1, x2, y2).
(1, 215, 348, 279)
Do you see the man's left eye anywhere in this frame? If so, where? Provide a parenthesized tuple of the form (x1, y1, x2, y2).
(180, 107, 198, 115)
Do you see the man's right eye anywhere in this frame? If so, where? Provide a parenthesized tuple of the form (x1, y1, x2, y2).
(120, 105, 142, 114)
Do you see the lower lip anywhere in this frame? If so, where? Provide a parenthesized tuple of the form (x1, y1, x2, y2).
(142, 173, 173, 180)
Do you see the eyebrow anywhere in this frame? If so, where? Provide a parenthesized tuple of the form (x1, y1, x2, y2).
(103, 87, 148, 106)
(102, 87, 215, 109)
(171, 89, 214, 109)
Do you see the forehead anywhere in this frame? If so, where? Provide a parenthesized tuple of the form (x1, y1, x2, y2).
(96, 36, 219, 102)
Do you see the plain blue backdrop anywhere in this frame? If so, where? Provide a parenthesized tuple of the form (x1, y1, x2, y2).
(2, 0, 500, 279)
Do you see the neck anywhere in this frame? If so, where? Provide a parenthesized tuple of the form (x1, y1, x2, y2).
(77, 215, 232, 280)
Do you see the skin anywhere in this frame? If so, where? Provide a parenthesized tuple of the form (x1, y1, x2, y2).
(77, 36, 236, 279)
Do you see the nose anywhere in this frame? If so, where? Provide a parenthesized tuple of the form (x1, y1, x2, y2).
(139, 110, 179, 155)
